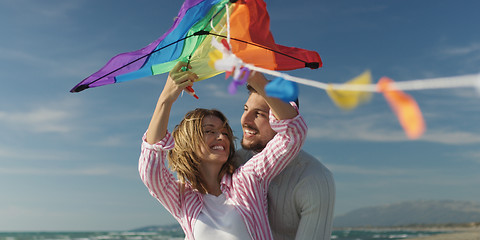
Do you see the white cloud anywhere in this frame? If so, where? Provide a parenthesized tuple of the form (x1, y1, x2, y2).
(36, 1, 81, 19)
(437, 42, 480, 73)
(202, 80, 248, 100)
(0, 47, 47, 64)
(0, 100, 78, 134)
(0, 44, 115, 81)
(0, 164, 135, 178)
(443, 43, 480, 56)
(94, 134, 139, 147)
(330, 163, 480, 189)
(1, 0, 82, 22)
(328, 163, 415, 176)
(306, 112, 410, 142)
(421, 130, 480, 144)
(0, 146, 68, 161)
(341, 5, 389, 15)
(460, 151, 480, 164)
(326, 164, 468, 180)
(95, 136, 126, 147)
(308, 119, 480, 144)
(303, 102, 480, 145)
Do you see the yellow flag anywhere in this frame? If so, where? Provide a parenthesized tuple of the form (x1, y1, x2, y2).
(326, 70, 373, 110)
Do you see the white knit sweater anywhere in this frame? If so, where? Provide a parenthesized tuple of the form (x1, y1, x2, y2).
(234, 149, 335, 240)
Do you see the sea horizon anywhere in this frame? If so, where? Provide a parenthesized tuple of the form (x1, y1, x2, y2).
(0, 229, 456, 240)
(2, 222, 479, 240)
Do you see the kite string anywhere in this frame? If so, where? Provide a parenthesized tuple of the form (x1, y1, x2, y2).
(244, 63, 480, 92)
(209, 18, 217, 32)
(209, 3, 231, 43)
(390, 75, 480, 91)
(207, 2, 229, 33)
(225, 3, 231, 44)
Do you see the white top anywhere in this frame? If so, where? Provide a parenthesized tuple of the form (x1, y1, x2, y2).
(194, 193, 252, 240)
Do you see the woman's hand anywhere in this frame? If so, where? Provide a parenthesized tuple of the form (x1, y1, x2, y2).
(159, 61, 199, 104)
(146, 61, 199, 144)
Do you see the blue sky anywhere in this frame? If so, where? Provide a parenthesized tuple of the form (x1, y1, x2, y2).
(1, 0, 479, 231)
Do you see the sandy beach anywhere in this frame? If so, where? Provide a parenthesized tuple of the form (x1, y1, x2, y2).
(334, 223, 480, 240)
(407, 230, 479, 240)
(407, 226, 480, 240)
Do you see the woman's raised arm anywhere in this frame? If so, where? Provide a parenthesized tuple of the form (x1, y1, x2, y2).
(146, 62, 198, 144)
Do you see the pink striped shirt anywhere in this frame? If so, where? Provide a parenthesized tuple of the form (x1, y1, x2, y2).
(139, 111, 307, 240)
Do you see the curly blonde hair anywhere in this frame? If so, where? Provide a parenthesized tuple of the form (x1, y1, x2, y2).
(168, 108, 236, 194)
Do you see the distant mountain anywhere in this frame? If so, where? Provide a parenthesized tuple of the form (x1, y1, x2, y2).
(334, 200, 480, 227)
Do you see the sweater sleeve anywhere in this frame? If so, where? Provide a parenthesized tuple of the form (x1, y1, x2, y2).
(138, 131, 182, 219)
(241, 104, 307, 187)
(294, 168, 336, 240)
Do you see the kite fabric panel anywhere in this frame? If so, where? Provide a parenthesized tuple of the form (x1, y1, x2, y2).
(70, 0, 322, 93)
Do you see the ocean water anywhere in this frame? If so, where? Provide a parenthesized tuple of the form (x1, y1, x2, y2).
(0, 229, 451, 240)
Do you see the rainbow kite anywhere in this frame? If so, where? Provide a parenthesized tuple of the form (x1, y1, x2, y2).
(70, 0, 321, 93)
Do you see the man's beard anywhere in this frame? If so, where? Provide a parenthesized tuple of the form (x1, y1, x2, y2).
(240, 137, 266, 153)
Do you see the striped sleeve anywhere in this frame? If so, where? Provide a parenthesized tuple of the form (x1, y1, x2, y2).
(242, 106, 308, 187)
(138, 131, 182, 219)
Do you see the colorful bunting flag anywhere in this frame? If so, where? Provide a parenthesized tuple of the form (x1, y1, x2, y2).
(326, 70, 373, 110)
(378, 77, 426, 139)
(265, 77, 299, 103)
